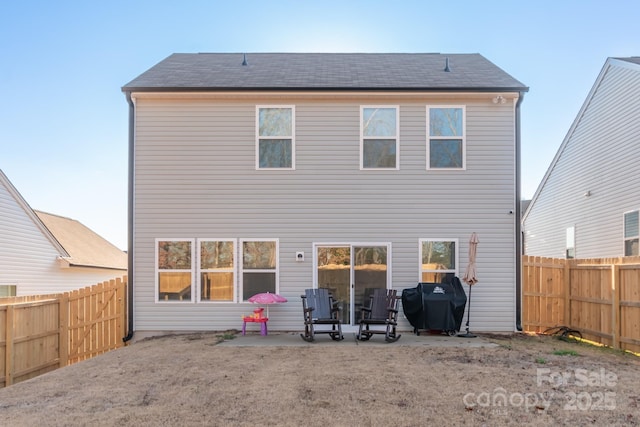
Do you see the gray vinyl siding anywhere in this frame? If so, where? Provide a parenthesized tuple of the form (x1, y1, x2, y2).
(524, 61, 640, 258)
(133, 94, 518, 333)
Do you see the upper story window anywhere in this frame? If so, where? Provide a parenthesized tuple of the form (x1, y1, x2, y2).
(624, 210, 639, 256)
(419, 238, 458, 282)
(256, 106, 294, 169)
(427, 106, 465, 169)
(361, 106, 399, 169)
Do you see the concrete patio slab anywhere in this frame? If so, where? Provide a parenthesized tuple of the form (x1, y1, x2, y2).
(218, 331, 499, 348)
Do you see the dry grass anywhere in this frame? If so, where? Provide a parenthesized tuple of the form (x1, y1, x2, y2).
(0, 332, 639, 426)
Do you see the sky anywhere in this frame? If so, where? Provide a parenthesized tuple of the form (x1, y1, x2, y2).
(1, 1, 638, 251)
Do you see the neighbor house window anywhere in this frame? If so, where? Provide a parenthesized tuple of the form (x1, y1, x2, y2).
(0, 285, 16, 297)
(566, 226, 575, 259)
(427, 106, 465, 169)
(419, 239, 458, 282)
(257, 106, 294, 169)
(624, 210, 639, 256)
(199, 239, 236, 302)
(361, 106, 399, 169)
(156, 239, 195, 302)
(241, 239, 278, 300)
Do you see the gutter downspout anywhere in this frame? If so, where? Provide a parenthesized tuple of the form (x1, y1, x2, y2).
(123, 92, 135, 343)
(515, 91, 525, 332)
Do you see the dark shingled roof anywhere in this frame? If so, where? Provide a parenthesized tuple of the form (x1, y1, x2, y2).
(616, 56, 640, 66)
(122, 53, 528, 92)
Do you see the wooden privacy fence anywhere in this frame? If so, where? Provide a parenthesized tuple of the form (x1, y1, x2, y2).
(523, 256, 640, 354)
(0, 276, 127, 388)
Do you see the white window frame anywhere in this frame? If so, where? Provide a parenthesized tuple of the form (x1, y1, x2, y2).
(419, 238, 459, 280)
(360, 105, 400, 170)
(239, 238, 279, 301)
(256, 105, 295, 170)
(426, 105, 466, 170)
(197, 238, 237, 303)
(155, 238, 196, 303)
(566, 226, 575, 259)
(623, 210, 639, 256)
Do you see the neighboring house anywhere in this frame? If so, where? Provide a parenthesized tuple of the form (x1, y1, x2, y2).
(0, 169, 127, 296)
(523, 57, 640, 259)
(122, 53, 528, 337)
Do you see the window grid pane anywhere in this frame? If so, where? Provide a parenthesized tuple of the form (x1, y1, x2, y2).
(200, 241, 234, 269)
(624, 211, 639, 238)
(363, 108, 396, 136)
(363, 139, 397, 168)
(201, 272, 234, 301)
(242, 272, 276, 300)
(243, 241, 276, 269)
(421, 241, 456, 271)
(158, 241, 191, 270)
(430, 139, 463, 168)
(259, 108, 292, 136)
(430, 108, 463, 136)
(158, 272, 192, 301)
(259, 139, 292, 168)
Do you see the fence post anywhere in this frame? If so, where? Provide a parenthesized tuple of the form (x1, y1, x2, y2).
(5, 305, 14, 387)
(59, 293, 69, 367)
(611, 260, 621, 350)
(564, 258, 571, 328)
(117, 277, 126, 342)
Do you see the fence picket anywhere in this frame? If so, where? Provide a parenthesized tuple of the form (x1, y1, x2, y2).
(0, 276, 127, 388)
(523, 256, 640, 354)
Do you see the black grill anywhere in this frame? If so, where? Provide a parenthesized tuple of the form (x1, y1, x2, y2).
(401, 277, 467, 335)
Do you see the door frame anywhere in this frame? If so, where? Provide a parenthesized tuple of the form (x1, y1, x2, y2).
(313, 242, 392, 332)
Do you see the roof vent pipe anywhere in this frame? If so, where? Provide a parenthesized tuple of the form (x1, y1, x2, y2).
(444, 57, 451, 72)
(242, 53, 248, 66)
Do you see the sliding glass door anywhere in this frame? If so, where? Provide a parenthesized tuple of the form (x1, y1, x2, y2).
(315, 244, 389, 326)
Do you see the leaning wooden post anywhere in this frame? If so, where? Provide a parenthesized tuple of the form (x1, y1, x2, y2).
(563, 258, 571, 328)
(5, 305, 14, 387)
(59, 293, 69, 367)
(611, 259, 620, 350)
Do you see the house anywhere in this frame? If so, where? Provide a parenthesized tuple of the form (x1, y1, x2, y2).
(0, 169, 127, 296)
(523, 57, 640, 259)
(122, 53, 528, 338)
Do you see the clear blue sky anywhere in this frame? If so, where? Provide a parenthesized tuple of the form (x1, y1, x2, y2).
(1, 1, 638, 250)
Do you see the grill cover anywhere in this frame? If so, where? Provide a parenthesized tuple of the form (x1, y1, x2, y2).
(402, 277, 467, 333)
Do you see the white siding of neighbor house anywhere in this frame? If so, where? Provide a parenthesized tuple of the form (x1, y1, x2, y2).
(0, 175, 126, 295)
(132, 92, 520, 334)
(524, 60, 640, 258)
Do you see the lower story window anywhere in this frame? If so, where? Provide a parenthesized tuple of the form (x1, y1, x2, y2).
(199, 239, 236, 302)
(156, 239, 194, 302)
(419, 238, 458, 282)
(155, 238, 278, 303)
(241, 239, 278, 301)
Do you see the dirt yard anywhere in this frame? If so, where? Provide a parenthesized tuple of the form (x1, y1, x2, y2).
(0, 332, 638, 426)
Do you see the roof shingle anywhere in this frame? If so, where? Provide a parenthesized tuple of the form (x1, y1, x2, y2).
(123, 53, 527, 92)
(35, 211, 127, 270)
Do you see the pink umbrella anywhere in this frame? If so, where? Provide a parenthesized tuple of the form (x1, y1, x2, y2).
(248, 292, 287, 317)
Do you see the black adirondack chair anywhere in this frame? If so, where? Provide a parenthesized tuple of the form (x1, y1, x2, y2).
(300, 288, 344, 342)
(356, 288, 401, 342)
